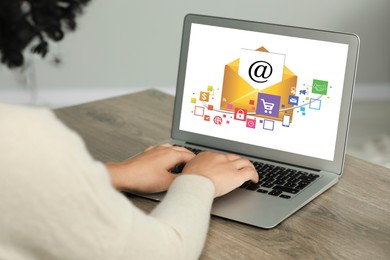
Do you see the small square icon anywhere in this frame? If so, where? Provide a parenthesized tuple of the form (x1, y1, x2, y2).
(208, 104, 214, 110)
(309, 98, 321, 110)
(263, 119, 274, 131)
(288, 95, 299, 105)
(257, 93, 281, 118)
(227, 103, 233, 109)
(207, 85, 214, 91)
(312, 79, 328, 95)
(204, 115, 210, 121)
(191, 97, 196, 103)
(249, 100, 255, 105)
(234, 108, 247, 121)
(199, 92, 209, 102)
(246, 118, 256, 129)
(194, 106, 204, 116)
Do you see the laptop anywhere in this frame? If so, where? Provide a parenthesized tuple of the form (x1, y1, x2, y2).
(131, 14, 359, 228)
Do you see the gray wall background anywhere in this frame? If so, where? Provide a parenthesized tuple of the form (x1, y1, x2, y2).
(1, 0, 389, 99)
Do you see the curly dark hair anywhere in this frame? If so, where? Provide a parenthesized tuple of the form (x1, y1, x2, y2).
(0, 0, 90, 68)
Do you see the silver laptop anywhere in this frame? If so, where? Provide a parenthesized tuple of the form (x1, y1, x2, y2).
(132, 14, 359, 228)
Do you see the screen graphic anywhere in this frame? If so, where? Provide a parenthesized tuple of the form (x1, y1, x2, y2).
(179, 24, 349, 161)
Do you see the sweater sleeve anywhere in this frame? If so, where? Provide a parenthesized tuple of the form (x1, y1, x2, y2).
(0, 103, 215, 260)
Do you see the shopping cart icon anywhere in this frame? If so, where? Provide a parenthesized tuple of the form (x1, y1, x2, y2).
(256, 93, 281, 118)
(260, 99, 275, 114)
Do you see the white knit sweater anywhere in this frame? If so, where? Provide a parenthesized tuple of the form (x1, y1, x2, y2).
(0, 103, 215, 260)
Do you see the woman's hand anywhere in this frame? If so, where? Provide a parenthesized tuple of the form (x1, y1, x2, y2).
(106, 144, 195, 193)
(182, 151, 258, 197)
(106, 144, 258, 198)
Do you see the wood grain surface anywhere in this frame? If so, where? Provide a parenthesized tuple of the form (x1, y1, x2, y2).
(55, 89, 390, 260)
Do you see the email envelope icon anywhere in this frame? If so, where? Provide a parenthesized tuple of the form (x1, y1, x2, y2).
(220, 47, 297, 122)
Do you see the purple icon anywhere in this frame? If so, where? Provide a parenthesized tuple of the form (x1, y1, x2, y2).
(256, 93, 281, 118)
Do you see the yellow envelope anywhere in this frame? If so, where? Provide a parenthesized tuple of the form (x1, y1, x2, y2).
(220, 47, 297, 122)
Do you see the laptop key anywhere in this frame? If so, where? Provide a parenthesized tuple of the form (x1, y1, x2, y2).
(269, 190, 283, 196)
(239, 181, 251, 189)
(261, 182, 274, 188)
(246, 183, 260, 191)
(273, 185, 299, 194)
(274, 179, 286, 185)
(280, 194, 291, 199)
(284, 182, 297, 188)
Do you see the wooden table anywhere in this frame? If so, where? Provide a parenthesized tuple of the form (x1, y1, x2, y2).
(55, 89, 390, 260)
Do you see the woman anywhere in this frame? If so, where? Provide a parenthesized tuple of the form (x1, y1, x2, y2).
(0, 1, 258, 259)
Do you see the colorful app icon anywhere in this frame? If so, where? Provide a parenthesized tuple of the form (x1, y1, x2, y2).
(312, 79, 328, 95)
(288, 95, 299, 105)
(213, 116, 223, 125)
(204, 115, 210, 121)
(256, 93, 281, 118)
(246, 118, 256, 129)
(199, 91, 210, 102)
(234, 108, 247, 121)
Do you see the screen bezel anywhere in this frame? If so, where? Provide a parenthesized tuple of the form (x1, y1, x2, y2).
(171, 14, 360, 175)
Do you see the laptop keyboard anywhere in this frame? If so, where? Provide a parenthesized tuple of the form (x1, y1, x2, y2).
(239, 161, 320, 199)
(172, 145, 320, 199)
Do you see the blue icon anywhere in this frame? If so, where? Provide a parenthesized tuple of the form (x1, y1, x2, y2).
(299, 90, 308, 95)
(288, 95, 299, 105)
(309, 98, 322, 110)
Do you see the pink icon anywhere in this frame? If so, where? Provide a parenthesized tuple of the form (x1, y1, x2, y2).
(246, 118, 256, 129)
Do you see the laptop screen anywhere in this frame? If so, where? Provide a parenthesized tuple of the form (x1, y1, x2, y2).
(173, 15, 359, 173)
(178, 22, 349, 162)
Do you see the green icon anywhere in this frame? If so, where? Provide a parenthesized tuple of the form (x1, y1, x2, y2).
(207, 85, 214, 91)
(312, 79, 328, 95)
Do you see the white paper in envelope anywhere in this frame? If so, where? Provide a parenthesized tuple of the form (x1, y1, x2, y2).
(238, 49, 285, 90)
